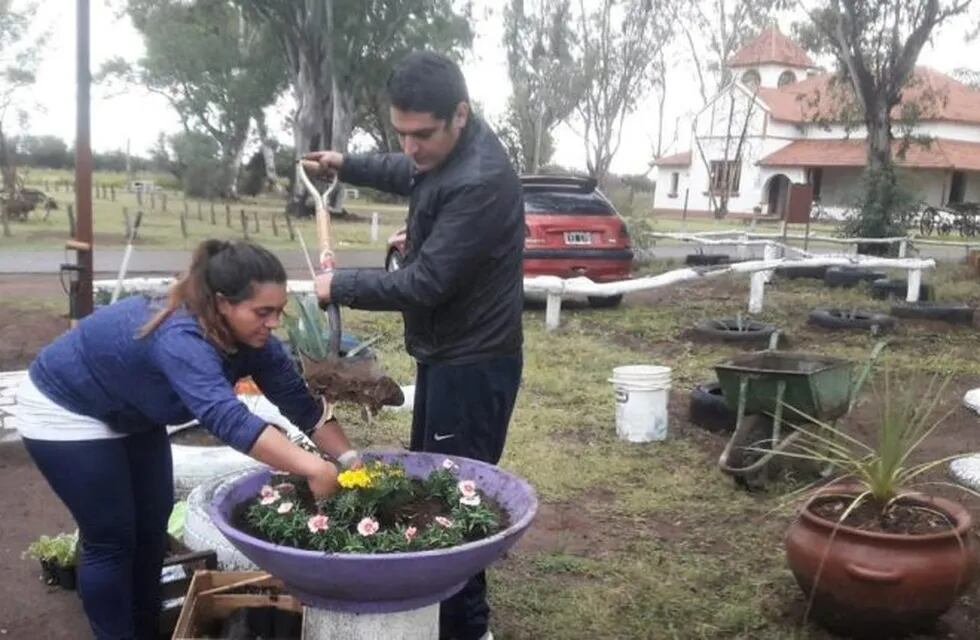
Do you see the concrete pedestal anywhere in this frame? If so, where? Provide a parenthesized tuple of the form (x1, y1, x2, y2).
(302, 603, 439, 640)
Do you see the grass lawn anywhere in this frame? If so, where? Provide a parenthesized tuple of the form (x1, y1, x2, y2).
(1, 172, 408, 251)
(325, 260, 980, 639)
(3, 257, 979, 637)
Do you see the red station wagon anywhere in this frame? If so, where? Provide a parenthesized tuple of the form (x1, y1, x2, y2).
(386, 175, 633, 307)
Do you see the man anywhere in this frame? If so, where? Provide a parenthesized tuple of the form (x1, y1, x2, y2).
(304, 51, 523, 640)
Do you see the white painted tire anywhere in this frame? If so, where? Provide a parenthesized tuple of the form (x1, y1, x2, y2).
(170, 394, 311, 498)
(182, 469, 259, 570)
(964, 388, 980, 414)
(950, 454, 980, 491)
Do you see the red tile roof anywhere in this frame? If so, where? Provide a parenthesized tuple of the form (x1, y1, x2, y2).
(758, 67, 980, 125)
(654, 151, 691, 166)
(758, 138, 980, 172)
(728, 26, 816, 69)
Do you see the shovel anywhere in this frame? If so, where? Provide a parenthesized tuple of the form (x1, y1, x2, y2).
(294, 162, 403, 414)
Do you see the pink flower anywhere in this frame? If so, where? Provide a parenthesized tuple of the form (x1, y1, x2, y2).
(274, 482, 296, 495)
(357, 517, 380, 537)
(457, 480, 478, 498)
(260, 490, 281, 506)
(260, 485, 276, 498)
(460, 494, 481, 507)
(277, 501, 294, 515)
(441, 458, 459, 471)
(307, 514, 330, 533)
(404, 526, 418, 542)
(434, 516, 454, 528)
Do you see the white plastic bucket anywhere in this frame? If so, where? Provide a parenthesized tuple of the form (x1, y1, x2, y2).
(609, 365, 671, 442)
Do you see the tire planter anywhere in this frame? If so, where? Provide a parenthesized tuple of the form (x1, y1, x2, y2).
(692, 318, 778, 346)
(807, 308, 895, 333)
(685, 253, 730, 266)
(587, 294, 623, 309)
(775, 265, 829, 280)
(688, 382, 737, 433)
(210, 451, 538, 613)
(823, 266, 887, 288)
(785, 487, 979, 637)
(868, 278, 934, 301)
(890, 302, 975, 325)
(182, 469, 260, 571)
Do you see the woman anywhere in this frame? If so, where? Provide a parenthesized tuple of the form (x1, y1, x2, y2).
(16, 239, 357, 640)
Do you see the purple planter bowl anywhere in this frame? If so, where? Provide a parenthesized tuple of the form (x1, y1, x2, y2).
(210, 451, 538, 613)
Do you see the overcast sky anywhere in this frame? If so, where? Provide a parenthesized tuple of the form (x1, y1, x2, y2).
(21, 1, 980, 175)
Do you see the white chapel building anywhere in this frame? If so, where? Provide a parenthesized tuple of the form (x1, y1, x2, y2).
(653, 26, 980, 221)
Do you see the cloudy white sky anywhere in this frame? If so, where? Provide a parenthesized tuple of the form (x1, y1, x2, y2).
(22, 1, 980, 175)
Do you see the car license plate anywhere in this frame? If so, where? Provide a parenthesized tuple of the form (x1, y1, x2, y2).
(564, 231, 592, 245)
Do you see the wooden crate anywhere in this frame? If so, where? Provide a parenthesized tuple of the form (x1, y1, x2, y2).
(172, 571, 302, 640)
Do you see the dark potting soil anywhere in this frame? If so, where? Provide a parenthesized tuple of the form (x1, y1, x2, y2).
(810, 496, 957, 535)
(301, 356, 404, 414)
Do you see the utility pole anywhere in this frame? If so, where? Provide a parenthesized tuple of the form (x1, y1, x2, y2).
(74, 0, 93, 318)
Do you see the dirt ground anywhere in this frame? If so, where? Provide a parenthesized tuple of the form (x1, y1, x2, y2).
(2, 274, 980, 638)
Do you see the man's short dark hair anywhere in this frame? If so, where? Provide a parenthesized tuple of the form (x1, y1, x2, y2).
(387, 51, 469, 122)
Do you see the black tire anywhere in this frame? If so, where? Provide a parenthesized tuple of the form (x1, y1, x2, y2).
(823, 266, 887, 288)
(890, 302, 975, 325)
(385, 249, 403, 272)
(692, 318, 778, 344)
(775, 265, 829, 280)
(689, 382, 737, 434)
(869, 278, 934, 301)
(685, 253, 731, 266)
(808, 307, 896, 332)
(587, 294, 623, 308)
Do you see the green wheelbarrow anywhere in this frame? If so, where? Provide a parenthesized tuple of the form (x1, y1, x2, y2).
(715, 341, 886, 488)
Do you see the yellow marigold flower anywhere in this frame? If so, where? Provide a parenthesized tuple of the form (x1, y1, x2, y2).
(338, 468, 373, 489)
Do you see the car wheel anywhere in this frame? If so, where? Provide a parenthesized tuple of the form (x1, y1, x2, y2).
(890, 302, 975, 325)
(823, 266, 887, 288)
(689, 381, 737, 434)
(869, 278, 934, 301)
(385, 249, 403, 272)
(587, 294, 623, 308)
(692, 318, 778, 345)
(808, 308, 895, 332)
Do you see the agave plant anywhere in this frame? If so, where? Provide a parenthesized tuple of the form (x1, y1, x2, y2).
(283, 293, 382, 360)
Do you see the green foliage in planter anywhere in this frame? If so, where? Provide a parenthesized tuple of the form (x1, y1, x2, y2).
(243, 459, 502, 554)
(839, 165, 920, 242)
(24, 531, 78, 568)
(283, 293, 382, 360)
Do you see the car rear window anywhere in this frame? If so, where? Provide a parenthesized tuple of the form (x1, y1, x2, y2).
(523, 191, 616, 216)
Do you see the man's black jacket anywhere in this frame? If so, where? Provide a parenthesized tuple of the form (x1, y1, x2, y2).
(331, 117, 524, 365)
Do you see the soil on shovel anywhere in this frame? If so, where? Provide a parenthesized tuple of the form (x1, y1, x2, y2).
(301, 356, 404, 414)
(810, 496, 957, 535)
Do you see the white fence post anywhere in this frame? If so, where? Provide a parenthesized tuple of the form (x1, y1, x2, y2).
(736, 233, 748, 261)
(907, 268, 922, 302)
(898, 239, 908, 258)
(370, 212, 380, 243)
(749, 272, 766, 313)
(545, 293, 563, 331)
(762, 242, 778, 283)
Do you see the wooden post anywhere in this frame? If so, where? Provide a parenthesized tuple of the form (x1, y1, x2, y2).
(271, 214, 279, 237)
(681, 188, 689, 234)
(179, 211, 188, 239)
(545, 293, 562, 331)
(183, 200, 189, 220)
(162, 193, 167, 211)
(110, 185, 115, 201)
(907, 268, 922, 303)
(225, 203, 231, 228)
(284, 211, 295, 241)
(123, 207, 131, 237)
(136, 188, 142, 206)
(209, 200, 216, 225)
(150, 191, 156, 210)
(240, 209, 249, 240)
(197, 201, 202, 221)
(67, 204, 76, 237)
(252, 210, 260, 233)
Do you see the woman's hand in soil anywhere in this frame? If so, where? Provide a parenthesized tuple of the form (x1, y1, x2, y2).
(306, 461, 340, 499)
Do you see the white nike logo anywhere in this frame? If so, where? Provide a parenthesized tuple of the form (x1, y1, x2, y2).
(433, 433, 455, 441)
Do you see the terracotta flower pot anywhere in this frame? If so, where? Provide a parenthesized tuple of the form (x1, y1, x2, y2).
(785, 488, 980, 637)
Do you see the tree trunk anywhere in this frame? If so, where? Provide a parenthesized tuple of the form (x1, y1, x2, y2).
(291, 52, 332, 212)
(255, 114, 284, 195)
(866, 99, 892, 172)
(219, 118, 251, 200)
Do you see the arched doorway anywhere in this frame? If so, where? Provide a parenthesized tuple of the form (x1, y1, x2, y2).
(765, 174, 791, 218)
